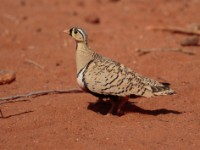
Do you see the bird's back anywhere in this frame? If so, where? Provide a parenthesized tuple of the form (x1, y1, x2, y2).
(80, 54, 175, 98)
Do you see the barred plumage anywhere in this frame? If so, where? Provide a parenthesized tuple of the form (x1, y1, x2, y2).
(65, 27, 175, 115)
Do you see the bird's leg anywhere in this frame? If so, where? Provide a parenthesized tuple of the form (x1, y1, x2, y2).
(107, 99, 116, 115)
(96, 97, 104, 103)
(117, 96, 128, 115)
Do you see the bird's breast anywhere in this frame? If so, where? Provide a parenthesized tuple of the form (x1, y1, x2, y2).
(76, 67, 86, 89)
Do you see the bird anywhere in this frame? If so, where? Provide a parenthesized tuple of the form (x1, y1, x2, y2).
(65, 27, 175, 115)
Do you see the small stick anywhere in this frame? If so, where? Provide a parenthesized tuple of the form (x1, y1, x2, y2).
(136, 48, 195, 56)
(0, 110, 33, 119)
(147, 26, 200, 36)
(24, 59, 45, 69)
(0, 88, 84, 103)
(0, 109, 4, 118)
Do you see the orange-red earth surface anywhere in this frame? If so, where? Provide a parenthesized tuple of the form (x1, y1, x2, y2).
(1, 0, 200, 149)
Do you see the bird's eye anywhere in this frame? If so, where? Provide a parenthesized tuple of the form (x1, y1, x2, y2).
(74, 29, 78, 34)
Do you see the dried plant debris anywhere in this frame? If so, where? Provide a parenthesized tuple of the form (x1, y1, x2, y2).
(0, 70, 16, 85)
(187, 23, 200, 31)
(136, 48, 195, 56)
(0, 88, 83, 103)
(24, 59, 44, 69)
(180, 36, 199, 46)
(110, 0, 121, 2)
(147, 23, 200, 36)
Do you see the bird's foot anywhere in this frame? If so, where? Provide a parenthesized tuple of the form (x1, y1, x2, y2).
(116, 109, 125, 116)
(105, 99, 117, 116)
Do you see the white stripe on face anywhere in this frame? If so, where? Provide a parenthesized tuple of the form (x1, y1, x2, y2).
(77, 28, 86, 40)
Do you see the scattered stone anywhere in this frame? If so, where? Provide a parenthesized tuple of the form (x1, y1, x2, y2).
(0, 70, 16, 85)
(77, 1, 85, 7)
(54, 1, 59, 6)
(20, 0, 26, 6)
(36, 28, 42, 33)
(72, 11, 78, 16)
(56, 62, 62, 66)
(85, 15, 100, 24)
(22, 16, 28, 21)
(181, 36, 199, 46)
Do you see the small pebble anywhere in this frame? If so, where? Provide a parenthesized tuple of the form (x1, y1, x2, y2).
(36, 28, 42, 33)
(85, 15, 100, 24)
(22, 16, 28, 21)
(20, 0, 26, 6)
(0, 70, 16, 85)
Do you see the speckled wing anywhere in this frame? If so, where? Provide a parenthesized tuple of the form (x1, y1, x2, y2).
(82, 57, 156, 97)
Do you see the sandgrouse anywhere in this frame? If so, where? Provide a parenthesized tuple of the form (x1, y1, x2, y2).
(65, 27, 175, 115)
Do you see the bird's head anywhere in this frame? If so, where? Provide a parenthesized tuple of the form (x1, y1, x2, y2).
(64, 27, 88, 43)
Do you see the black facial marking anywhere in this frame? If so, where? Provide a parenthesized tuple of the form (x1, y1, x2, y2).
(74, 28, 78, 34)
(69, 28, 73, 36)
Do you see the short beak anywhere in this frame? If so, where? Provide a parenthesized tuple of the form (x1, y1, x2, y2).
(63, 29, 70, 35)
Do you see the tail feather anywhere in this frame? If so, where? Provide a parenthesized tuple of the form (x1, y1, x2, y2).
(151, 83, 175, 96)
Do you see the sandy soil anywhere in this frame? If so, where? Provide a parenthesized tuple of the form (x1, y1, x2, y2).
(1, 0, 200, 149)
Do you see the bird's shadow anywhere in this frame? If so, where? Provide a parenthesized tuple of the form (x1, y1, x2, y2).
(87, 99, 182, 116)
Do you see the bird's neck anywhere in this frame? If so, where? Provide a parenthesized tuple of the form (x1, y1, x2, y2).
(76, 41, 94, 74)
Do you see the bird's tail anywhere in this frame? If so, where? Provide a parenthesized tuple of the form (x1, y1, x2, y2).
(151, 82, 175, 96)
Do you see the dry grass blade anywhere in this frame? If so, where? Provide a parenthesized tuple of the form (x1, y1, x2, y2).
(24, 59, 45, 69)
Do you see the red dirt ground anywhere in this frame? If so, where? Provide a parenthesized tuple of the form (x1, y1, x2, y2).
(1, 0, 200, 149)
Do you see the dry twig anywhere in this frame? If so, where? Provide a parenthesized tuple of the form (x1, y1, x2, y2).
(0, 109, 4, 118)
(0, 88, 84, 104)
(147, 26, 200, 36)
(0, 110, 33, 119)
(24, 59, 45, 69)
(180, 36, 199, 46)
(136, 48, 195, 56)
